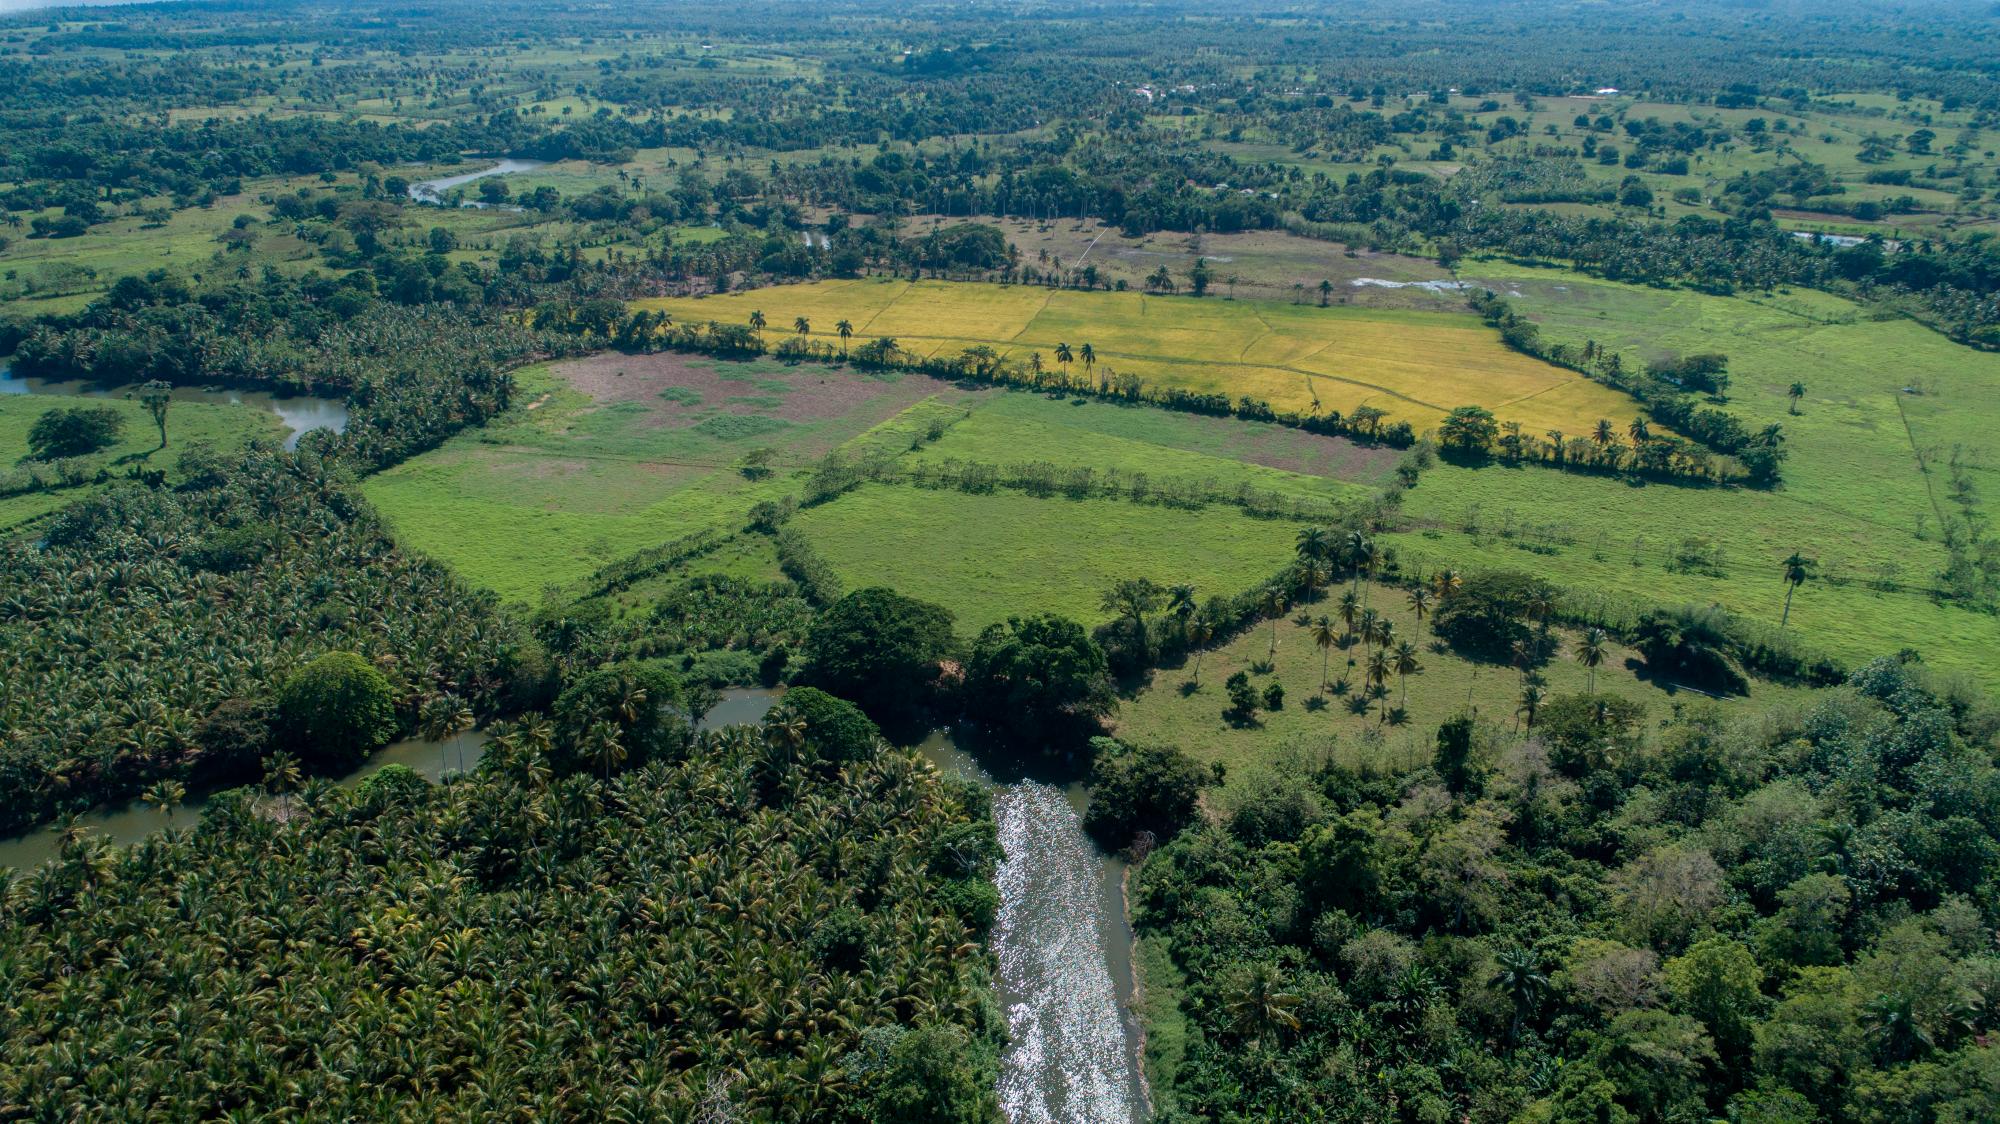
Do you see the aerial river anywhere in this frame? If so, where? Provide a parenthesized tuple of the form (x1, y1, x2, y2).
(713, 688, 1148, 1122)
(0, 366, 347, 451)
(406, 158, 548, 206)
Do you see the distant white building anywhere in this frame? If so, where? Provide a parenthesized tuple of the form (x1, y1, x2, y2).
(1595, 87, 1621, 96)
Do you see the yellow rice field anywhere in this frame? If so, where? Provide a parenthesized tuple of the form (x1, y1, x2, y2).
(635, 279, 1642, 433)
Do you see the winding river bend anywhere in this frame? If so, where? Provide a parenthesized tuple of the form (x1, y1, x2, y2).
(0, 367, 347, 451)
(407, 158, 548, 206)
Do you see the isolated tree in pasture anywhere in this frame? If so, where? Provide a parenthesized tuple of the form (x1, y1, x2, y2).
(748, 309, 766, 336)
(1079, 343, 1095, 380)
(836, 319, 854, 357)
(1788, 381, 1807, 414)
(134, 380, 174, 448)
(794, 316, 810, 337)
(1318, 279, 1333, 306)
(1054, 341, 1073, 378)
(1576, 627, 1609, 694)
(1261, 586, 1289, 656)
(1780, 552, 1817, 626)
(1407, 586, 1433, 622)
(1186, 618, 1214, 685)
(28, 405, 123, 460)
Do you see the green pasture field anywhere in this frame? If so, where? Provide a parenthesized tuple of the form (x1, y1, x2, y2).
(0, 390, 288, 530)
(787, 482, 1308, 632)
(361, 356, 977, 602)
(904, 389, 1395, 501)
(636, 278, 1642, 433)
(1112, 578, 1818, 786)
(1399, 259, 2000, 684)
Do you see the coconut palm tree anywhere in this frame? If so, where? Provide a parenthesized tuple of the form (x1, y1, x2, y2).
(1788, 381, 1807, 415)
(1490, 947, 1550, 1043)
(1575, 627, 1608, 694)
(794, 316, 810, 337)
(1628, 416, 1651, 444)
(1517, 684, 1547, 731)
(835, 319, 854, 358)
(1261, 586, 1289, 656)
(1592, 418, 1615, 449)
(263, 751, 302, 821)
(1054, 342, 1073, 380)
(1407, 586, 1433, 622)
(1433, 568, 1463, 601)
(1187, 618, 1214, 685)
(1337, 590, 1361, 640)
(748, 309, 766, 337)
(1296, 526, 1331, 564)
(1781, 552, 1816, 626)
(1227, 962, 1301, 1045)
(1310, 616, 1338, 688)
(1392, 640, 1423, 705)
(142, 779, 186, 820)
(1079, 343, 1096, 381)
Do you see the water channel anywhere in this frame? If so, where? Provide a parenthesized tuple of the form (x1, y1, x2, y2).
(705, 687, 1147, 1122)
(0, 684, 1146, 1121)
(0, 730, 486, 872)
(407, 159, 549, 206)
(0, 366, 347, 451)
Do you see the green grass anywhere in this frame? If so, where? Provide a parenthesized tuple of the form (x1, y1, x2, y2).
(788, 483, 1308, 633)
(1410, 260, 2000, 685)
(1, 392, 288, 530)
(908, 389, 1393, 500)
(1112, 579, 1819, 786)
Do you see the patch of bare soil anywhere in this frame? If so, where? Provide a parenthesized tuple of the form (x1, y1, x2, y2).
(548, 349, 984, 440)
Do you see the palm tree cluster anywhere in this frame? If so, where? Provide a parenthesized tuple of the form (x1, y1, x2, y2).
(0, 716, 1000, 1119)
(0, 452, 537, 835)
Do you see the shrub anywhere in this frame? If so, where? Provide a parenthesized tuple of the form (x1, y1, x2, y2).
(27, 405, 123, 460)
(779, 686, 881, 765)
(1083, 737, 1213, 850)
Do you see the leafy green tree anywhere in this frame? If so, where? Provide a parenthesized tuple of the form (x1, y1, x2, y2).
(846, 1025, 1001, 1123)
(1430, 570, 1555, 662)
(774, 686, 880, 765)
(1439, 405, 1499, 454)
(1083, 737, 1211, 849)
(1100, 577, 1164, 661)
(1665, 936, 1765, 1072)
(798, 588, 958, 735)
(273, 651, 398, 771)
(963, 614, 1115, 751)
